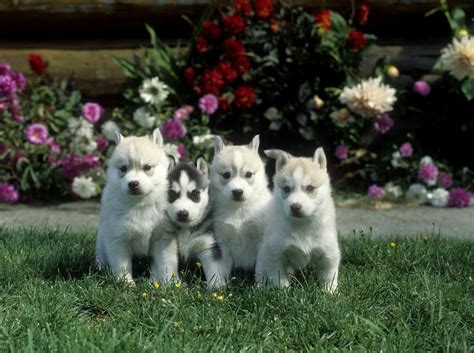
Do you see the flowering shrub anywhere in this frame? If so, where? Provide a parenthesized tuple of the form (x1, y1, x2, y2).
(0, 55, 106, 202)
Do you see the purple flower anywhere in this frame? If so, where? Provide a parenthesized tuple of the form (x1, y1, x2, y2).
(413, 80, 431, 96)
(57, 154, 101, 181)
(12, 72, 27, 92)
(198, 94, 219, 115)
(96, 136, 109, 152)
(447, 187, 471, 208)
(399, 142, 413, 157)
(368, 184, 385, 199)
(373, 114, 394, 134)
(437, 172, 453, 189)
(0, 62, 11, 75)
(178, 144, 187, 161)
(82, 102, 103, 124)
(25, 123, 48, 144)
(174, 106, 193, 121)
(0, 75, 16, 96)
(0, 182, 19, 203)
(418, 163, 438, 186)
(161, 119, 185, 140)
(335, 145, 348, 160)
(46, 137, 61, 155)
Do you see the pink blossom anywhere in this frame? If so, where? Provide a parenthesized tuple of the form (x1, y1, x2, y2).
(373, 114, 394, 134)
(368, 184, 385, 199)
(177, 144, 187, 161)
(447, 187, 471, 208)
(12, 72, 27, 92)
(161, 119, 185, 140)
(335, 145, 348, 160)
(96, 136, 109, 152)
(198, 94, 219, 115)
(174, 106, 194, 121)
(0, 62, 11, 75)
(413, 80, 431, 96)
(25, 123, 48, 144)
(56, 154, 101, 181)
(437, 172, 453, 189)
(418, 163, 438, 185)
(399, 142, 413, 157)
(82, 102, 103, 123)
(46, 137, 61, 154)
(0, 75, 17, 96)
(0, 182, 19, 203)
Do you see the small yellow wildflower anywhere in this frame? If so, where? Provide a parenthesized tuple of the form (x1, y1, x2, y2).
(216, 295, 224, 301)
(142, 292, 148, 299)
(175, 282, 181, 289)
(153, 282, 160, 289)
(389, 242, 397, 248)
(423, 235, 429, 241)
(196, 261, 202, 268)
(386, 65, 399, 78)
(212, 292, 218, 298)
(458, 28, 468, 38)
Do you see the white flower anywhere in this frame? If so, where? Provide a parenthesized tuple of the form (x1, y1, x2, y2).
(406, 183, 428, 203)
(339, 77, 397, 118)
(384, 182, 403, 199)
(440, 35, 474, 80)
(163, 143, 180, 161)
(133, 107, 156, 128)
(391, 151, 401, 168)
(83, 140, 98, 154)
(76, 120, 94, 140)
(72, 176, 98, 199)
(192, 134, 214, 149)
(420, 156, 433, 166)
(68, 118, 81, 131)
(429, 188, 449, 207)
(101, 121, 120, 141)
(139, 77, 170, 105)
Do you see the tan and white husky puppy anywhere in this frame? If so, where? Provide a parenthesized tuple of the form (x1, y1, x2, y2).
(210, 135, 271, 282)
(255, 147, 340, 293)
(96, 128, 177, 285)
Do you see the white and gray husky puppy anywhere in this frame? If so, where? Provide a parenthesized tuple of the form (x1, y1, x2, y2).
(166, 157, 225, 288)
(255, 148, 340, 293)
(96, 128, 177, 285)
(210, 135, 271, 282)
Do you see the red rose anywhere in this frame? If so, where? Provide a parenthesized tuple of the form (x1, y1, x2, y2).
(28, 54, 46, 75)
(234, 86, 256, 109)
(254, 0, 273, 19)
(203, 20, 222, 41)
(184, 67, 197, 86)
(234, 0, 251, 17)
(357, 3, 369, 25)
(347, 30, 365, 51)
(315, 9, 331, 31)
(217, 61, 237, 83)
(219, 96, 230, 111)
(201, 69, 225, 95)
(223, 14, 245, 35)
(223, 38, 245, 59)
(233, 56, 251, 75)
(196, 36, 210, 55)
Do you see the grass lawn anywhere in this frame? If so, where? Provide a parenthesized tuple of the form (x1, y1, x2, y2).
(0, 227, 472, 352)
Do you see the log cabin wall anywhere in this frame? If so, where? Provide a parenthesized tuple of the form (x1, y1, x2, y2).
(1, 0, 473, 98)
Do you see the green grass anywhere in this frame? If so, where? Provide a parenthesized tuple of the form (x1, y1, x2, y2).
(0, 228, 472, 352)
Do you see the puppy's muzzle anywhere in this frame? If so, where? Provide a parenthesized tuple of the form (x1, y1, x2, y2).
(177, 210, 189, 222)
(290, 202, 304, 217)
(232, 189, 244, 201)
(128, 181, 141, 195)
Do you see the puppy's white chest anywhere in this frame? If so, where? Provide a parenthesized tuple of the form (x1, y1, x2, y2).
(284, 244, 310, 270)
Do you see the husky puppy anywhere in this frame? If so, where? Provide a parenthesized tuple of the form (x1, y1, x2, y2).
(210, 135, 271, 281)
(96, 128, 176, 285)
(166, 157, 225, 288)
(255, 148, 340, 293)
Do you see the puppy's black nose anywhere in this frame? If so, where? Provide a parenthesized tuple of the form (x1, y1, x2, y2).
(128, 181, 140, 192)
(177, 210, 189, 222)
(232, 189, 244, 200)
(290, 203, 302, 214)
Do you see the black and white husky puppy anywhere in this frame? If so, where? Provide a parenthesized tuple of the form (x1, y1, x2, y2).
(166, 157, 225, 288)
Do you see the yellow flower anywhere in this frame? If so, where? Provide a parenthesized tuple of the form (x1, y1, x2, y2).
(153, 282, 160, 289)
(175, 282, 181, 288)
(142, 292, 148, 299)
(212, 292, 218, 298)
(196, 261, 202, 268)
(389, 242, 397, 248)
(458, 29, 469, 38)
(216, 295, 224, 301)
(386, 65, 399, 78)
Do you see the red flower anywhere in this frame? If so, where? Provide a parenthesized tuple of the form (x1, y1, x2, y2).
(347, 30, 365, 51)
(28, 54, 46, 75)
(196, 36, 210, 55)
(201, 69, 225, 95)
(223, 38, 245, 59)
(223, 15, 246, 35)
(203, 20, 222, 41)
(357, 3, 370, 25)
(219, 96, 230, 111)
(234, 86, 256, 109)
(254, 0, 273, 19)
(217, 61, 237, 83)
(233, 56, 251, 75)
(184, 67, 197, 86)
(315, 9, 331, 31)
(234, 0, 251, 17)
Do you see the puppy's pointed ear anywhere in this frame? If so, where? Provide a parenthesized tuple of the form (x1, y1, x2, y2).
(313, 147, 327, 170)
(114, 131, 123, 145)
(195, 157, 208, 177)
(248, 135, 260, 151)
(151, 128, 163, 147)
(264, 149, 290, 172)
(167, 155, 176, 172)
(214, 135, 224, 154)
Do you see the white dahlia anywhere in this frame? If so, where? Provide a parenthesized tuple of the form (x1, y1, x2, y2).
(429, 188, 449, 207)
(440, 35, 474, 80)
(72, 176, 98, 199)
(101, 120, 120, 142)
(163, 143, 180, 161)
(192, 134, 214, 149)
(339, 77, 397, 118)
(139, 77, 170, 105)
(133, 107, 156, 128)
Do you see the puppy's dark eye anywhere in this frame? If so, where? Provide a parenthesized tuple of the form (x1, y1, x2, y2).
(245, 171, 253, 179)
(222, 172, 231, 179)
(188, 189, 201, 202)
(168, 190, 179, 203)
(283, 186, 291, 193)
(119, 166, 128, 173)
(306, 185, 315, 192)
(143, 164, 152, 171)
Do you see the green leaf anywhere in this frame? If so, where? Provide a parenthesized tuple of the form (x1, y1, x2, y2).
(329, 11, 348, 32)
(461, 79, 474, 100)
(451, 7, 465, 30)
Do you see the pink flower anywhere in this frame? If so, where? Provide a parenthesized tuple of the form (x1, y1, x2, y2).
(174, 106, 193, 121)
(46, 137, 61, 154)
(25, 123, 48, 144)
(0, 75, 17, 96)
(413, 80, 431, 96)
(12, 72, 27, 92)
(161, 119, 185, 140)
(447, 187, 471, 208)
(368, 184, 385, 199)
(82, 102, 103, 123)
(0, 182, 19, 203)
(437, 172, 453, 189)
(373, 114, 394, 134)
(198, 94, 219, 115)
(96, 136, 109, 152)
(399, 142, 413, 157)
(56, 154, 101, 181)
(335, 145, 349, 160)
(177, 144, 187, 161)
(418, 163, 438, 186)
